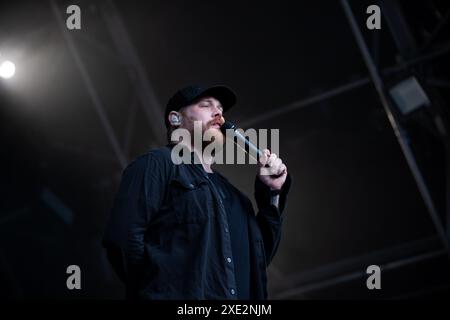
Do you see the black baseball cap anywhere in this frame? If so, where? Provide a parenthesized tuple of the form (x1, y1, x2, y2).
(165, 85, 237, 128)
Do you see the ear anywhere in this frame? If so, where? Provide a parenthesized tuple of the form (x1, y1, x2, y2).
(168, 111, 182, 126)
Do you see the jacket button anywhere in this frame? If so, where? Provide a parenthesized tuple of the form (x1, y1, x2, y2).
(230, 289, 235, 295)
(188, 183, 194, 188)
(226, 257, 232, 263)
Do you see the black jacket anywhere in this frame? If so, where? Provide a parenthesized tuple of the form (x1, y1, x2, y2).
(102, 144, 291, 299)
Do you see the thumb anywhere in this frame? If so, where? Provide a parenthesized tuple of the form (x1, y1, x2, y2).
(258, 149, 271, 167)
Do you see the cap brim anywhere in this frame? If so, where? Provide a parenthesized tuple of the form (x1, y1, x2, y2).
(194, 85, 237, 112)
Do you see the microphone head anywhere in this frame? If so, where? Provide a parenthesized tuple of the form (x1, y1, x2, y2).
(220, 120, 236, 132)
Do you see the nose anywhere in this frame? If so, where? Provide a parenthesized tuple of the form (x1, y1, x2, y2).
(212, 104, 223, 118)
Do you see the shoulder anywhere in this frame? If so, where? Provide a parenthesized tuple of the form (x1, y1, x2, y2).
(123, 145, 174, 180)
(128, 145, 173, 168)
(147, 145, 174, 162)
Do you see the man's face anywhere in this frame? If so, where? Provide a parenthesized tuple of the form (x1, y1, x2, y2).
(179, 96, 225, 146)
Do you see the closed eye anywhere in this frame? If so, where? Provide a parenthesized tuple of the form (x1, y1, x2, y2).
(201, 103, 223, 112)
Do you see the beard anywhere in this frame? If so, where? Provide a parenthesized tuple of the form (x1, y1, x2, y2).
(182, 118, 225, 162)
(202, 126, 225, 154)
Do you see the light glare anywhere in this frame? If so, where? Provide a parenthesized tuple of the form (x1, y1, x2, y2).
(0, 60, 16, 79)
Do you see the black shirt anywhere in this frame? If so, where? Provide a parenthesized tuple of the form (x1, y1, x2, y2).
(102, 144, 292, 300)
(207, 172, 250, 299)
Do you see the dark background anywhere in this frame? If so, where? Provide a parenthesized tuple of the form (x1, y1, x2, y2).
(0, 0, 449, 299)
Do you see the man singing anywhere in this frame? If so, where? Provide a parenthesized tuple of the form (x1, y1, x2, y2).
(103, 84, 291, 300)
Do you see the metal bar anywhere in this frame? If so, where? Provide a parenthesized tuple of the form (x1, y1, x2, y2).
(240, 43, 450, 128)
(273, 249, 446, 299)
(270, 236, 440, 292)
(72, 32, 124, 64)
(49, 0, 127, 169)
(340, 0, 450, 255)
(123, 91, 139, 158)
(422, 8, 450, 50)
(383, 42, 450, 74)
(379, 0, 418, 59)
(371, 27, 380, 67)
(240, 77, 371, 128)
(100, 0, 166, 145)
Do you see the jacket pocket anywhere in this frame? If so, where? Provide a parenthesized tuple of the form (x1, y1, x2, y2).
(168, 175, 211, 224)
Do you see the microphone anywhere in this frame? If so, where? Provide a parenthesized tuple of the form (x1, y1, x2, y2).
(220, 120, 263, 159)
(220, 119, 286, 178)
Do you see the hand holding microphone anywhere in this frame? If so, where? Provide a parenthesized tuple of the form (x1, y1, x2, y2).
(257, 149, 288, 191)
(220, 120, 288, 191)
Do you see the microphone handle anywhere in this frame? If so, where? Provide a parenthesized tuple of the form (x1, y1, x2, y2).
(233, 130, 263, 159)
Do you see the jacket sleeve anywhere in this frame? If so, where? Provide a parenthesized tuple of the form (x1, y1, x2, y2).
(254, 173, 292, 266)
(102, 153, 168, 288)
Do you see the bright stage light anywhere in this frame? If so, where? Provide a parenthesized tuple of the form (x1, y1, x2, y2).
(0, 60, 16, 79)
